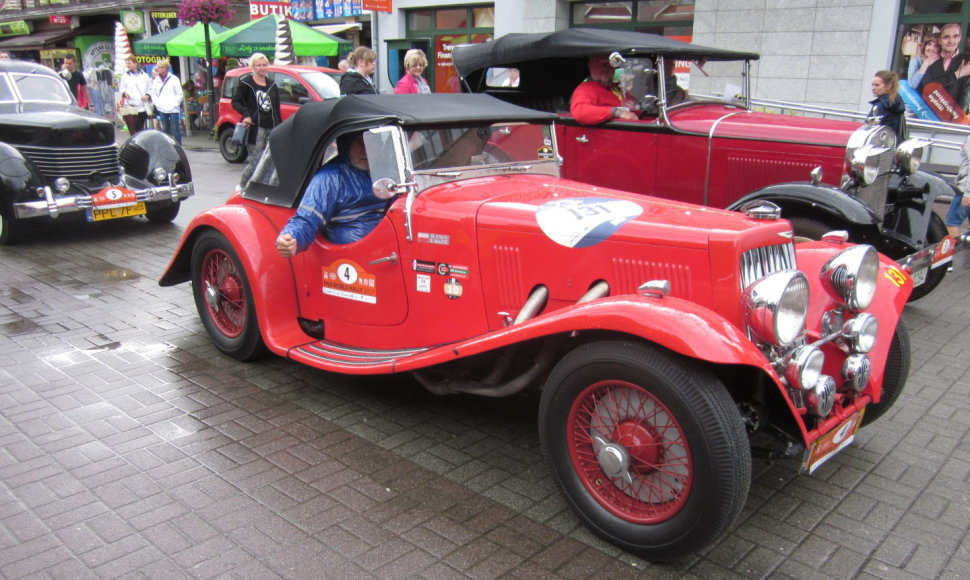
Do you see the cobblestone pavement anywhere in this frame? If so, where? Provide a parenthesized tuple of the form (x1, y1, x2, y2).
(1, 183, 969, 578)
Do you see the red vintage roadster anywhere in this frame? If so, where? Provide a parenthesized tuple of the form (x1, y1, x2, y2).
(161, 94, 911, 560)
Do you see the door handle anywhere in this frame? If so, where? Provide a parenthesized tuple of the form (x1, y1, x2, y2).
(576, 135, 589, 143)
(369, 252, 398, 265)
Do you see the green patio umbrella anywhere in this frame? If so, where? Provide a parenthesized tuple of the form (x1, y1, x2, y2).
(206, 15, 352, 59)
(133, 22, 228, 58)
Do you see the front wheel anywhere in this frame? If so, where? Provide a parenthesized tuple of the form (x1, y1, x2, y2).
(906, 213, 949, 302)
(219, 128, 248, 164)
(145, 200, 181, 224)
(862, 322, 910, 426)
(0, 209, 22, 245)
(190, 230, 266, 360)
(539, 341, 750, 561)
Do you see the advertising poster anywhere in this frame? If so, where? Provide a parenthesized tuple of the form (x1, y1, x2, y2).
(150, 11, 178, 36)
(894, 22, 968, 124)
(434, 33, 490, 93)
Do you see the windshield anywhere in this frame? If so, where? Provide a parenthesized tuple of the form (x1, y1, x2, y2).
(300, 71, 341, 99)
(407, 122, 556, 171)
(4, 72, 73, 104)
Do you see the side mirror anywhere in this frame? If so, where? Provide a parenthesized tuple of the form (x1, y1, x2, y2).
(372, 177, 401, 200)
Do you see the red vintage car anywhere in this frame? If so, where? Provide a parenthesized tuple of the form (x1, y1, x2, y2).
(161, 94, 911, 561)
(452, 28, 968, 301)
(216, 64, 341, 163)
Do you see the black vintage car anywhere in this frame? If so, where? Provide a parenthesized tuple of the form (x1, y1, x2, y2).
(0, 59, 193, 244)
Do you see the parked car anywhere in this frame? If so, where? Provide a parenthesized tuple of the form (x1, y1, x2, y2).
(452, 28, 968, 301)
(160, 93, 912, 561)
(0, 59, 193, 245)
(216, 64, 341, 163)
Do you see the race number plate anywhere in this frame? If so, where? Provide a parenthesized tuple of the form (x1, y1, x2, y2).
(88, 202, 147, 222)
(910, 266, 928, 287)
(804, 409, 865, 474)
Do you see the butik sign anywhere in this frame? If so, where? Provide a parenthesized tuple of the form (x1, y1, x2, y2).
(250, 1, 291, 19)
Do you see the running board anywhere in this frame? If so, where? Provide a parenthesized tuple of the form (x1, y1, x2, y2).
(290, 340, 430, 372)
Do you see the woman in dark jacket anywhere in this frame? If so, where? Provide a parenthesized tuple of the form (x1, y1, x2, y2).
(339, 46, 378, 95)
(869, 70, 906, 140)
(232, 52, 282, 187)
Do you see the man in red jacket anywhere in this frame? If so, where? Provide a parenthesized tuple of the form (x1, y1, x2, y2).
(570, 54, 640, 125)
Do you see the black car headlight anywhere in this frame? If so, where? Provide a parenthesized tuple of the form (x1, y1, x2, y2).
(820, 245, 879, 311)
(743, 270, 809, 347)
(849, 144, 888, 185)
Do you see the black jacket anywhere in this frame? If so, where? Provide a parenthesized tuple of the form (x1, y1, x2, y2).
(339, 70, 377, 95)
(868, 93, 906, 139)
(231, 73, 282, 144)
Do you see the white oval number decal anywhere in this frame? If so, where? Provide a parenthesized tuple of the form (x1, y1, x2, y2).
(536, 197, 643, 248)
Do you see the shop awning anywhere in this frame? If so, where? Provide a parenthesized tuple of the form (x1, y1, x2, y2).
(0, 26, 100, 50)
(312, 23, 361, 36)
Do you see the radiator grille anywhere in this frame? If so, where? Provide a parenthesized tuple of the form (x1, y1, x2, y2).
(740, 243, 797, 290)
(853, 149, 894, 221)
(17, 144, 120, 182)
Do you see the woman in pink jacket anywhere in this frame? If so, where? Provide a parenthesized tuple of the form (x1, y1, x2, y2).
(394, 49, 431, 94)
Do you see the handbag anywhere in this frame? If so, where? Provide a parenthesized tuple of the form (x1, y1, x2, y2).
(231, 122, 249, 145)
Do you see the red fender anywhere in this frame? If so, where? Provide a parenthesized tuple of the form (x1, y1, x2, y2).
(159, 203, 305, 356)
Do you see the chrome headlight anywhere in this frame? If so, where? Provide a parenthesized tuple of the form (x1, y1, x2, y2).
(896, 138, 931, 176)
(843, 354, 871, 393)
(842, 313, 878, 353)
(849, 144, 889, 185)
(54, 177, 71, 194)
(152, 167, 169, 184)
(820, 245, 879, 311)
(807, 376, 836, 417)
(743, 270, 809, 347)
(785, 345, 824, 390)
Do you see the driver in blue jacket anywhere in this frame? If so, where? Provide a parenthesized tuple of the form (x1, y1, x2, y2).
(275, 132, 385, 257)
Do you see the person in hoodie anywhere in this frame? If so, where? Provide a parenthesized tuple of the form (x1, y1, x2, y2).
(275, 132, 386, 257)
(232, 52, 282, 187)
(869, 70, 907, 139)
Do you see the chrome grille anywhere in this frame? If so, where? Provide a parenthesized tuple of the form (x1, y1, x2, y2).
(16, 144, 120, 182)
(853, 149, 894, 221)
(740, 243, 796, 289)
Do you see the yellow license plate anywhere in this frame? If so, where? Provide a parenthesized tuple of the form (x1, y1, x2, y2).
(804, 408, 864, 474)
(89, 202, 146, 222)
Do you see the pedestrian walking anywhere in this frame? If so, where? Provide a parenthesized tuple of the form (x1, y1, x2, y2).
(149, 59, 184, 145)
(231, 52, 282, 188)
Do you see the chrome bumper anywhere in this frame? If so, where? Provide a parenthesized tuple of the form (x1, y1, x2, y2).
(896, 230, 970, 279)
(13, 182, 195, 220)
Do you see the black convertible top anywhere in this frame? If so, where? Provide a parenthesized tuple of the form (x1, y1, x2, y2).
(250, 93, 556, 206)
(453, 28, 759, 96)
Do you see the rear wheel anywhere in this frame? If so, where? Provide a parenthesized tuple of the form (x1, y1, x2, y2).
(190, 231, 266, 360)
(539, 341, 750, 561)
(220, 128, 248, 164)
(862, 322, 910, 426)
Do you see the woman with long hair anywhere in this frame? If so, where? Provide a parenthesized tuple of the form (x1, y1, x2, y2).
(869, 70, 906, 139)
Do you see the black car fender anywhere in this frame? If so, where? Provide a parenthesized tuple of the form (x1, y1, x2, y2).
(727, 181, 881, 228)
(0, 142, 45, 203)
(119, 130, 193, 187)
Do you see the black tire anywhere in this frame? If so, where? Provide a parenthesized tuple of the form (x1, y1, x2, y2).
(862, 322, 910, 426)
(906, 213, 948, 302)
(539, 340, 750, 561)
(145, 200, 181, 224)
(190, 231, 266, 361)
(0, 209, 22, 245)
(219, 128, 248, 164)
(787, 215, 841, 244)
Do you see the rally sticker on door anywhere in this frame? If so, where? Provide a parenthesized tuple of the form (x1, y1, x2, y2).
(322, 260, 376, 304)
(536, 197, 643, 248)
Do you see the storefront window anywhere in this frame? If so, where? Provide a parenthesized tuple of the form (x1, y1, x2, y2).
(894, 3, 970, 123)
(570, 1, 693, 36)
(436, 9, 468, 29)
(903, 0, 962, 15)
(405, 5, 494, 94)
(409, 10, 432, 31)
